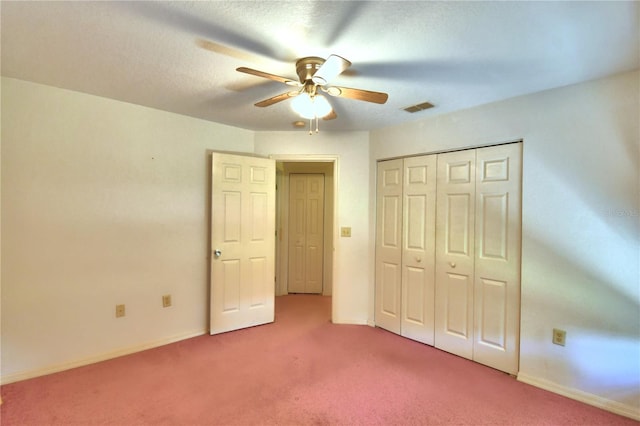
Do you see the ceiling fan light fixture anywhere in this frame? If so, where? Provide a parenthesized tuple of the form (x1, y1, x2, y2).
(291, 93, 332, 119)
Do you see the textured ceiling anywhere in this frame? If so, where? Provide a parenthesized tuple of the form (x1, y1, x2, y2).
(2, 1, 638, 132)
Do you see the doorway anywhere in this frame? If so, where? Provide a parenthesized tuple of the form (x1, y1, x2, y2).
(274, 158, 336, 302)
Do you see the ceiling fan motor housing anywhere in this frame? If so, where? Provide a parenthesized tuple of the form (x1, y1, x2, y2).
(295, 57, 325, 83)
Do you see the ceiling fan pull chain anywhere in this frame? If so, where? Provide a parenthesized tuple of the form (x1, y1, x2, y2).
(309, 119, 313, 135)
(315, 117, 319, 133)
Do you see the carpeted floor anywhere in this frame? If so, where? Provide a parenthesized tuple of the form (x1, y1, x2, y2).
(0, 294, 636, 425)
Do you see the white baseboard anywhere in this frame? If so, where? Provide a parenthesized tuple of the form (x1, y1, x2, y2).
(1, 329, 207, 385)
(517, 372, 640, 421)
(331, 317, 369, 326)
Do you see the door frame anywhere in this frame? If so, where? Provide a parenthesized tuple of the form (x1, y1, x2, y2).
(270, 155, 338, 303)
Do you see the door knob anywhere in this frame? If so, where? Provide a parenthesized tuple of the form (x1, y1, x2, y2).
(449, 262, 456, 268)
(214, 249, 222, 258)
(416, 257, 422, 263)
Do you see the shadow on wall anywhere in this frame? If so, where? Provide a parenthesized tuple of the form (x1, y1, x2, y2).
(521, 231, 640, 408)
(520, 87, 639, 410)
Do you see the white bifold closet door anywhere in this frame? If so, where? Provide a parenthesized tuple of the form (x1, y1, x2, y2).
(375, 155, 437, 345)
(435, 143, 521, 375)
(375, 143, 521, 375)
(434, 149, 477, 359)
(472, 144, 521, 374)
(375, 159, 403, 334)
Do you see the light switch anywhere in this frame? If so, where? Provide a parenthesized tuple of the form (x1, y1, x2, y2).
(341, 227, 352, 237)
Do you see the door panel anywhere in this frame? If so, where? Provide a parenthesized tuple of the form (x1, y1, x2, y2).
(381, 262, 400, 315)
(375, 159, 403, 334)
(289, 177, 306, 292)
(435, 149, 476, 359)
(477, 277, 507, 349)
(479, 193, 508, 260)
(306, 180, 324, 293)
(288, 174, 324, 294)
(249, 257, 267, 307)
(222, 260, 240, 312)
(446, 194, 472, 255)
(401, 155, 436, 345)
(210, 153, 275, 335)
(444, 272, 471, 337)
(473, 143, 521, 375)
(383, 196, 401, 246)
(404, 266, 425, 323)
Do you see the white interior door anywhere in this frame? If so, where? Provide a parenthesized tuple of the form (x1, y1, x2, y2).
(435, 149, 476, 359)
(288, 174, 324, 294)
(473, 143, 522, 375)
(375, 159, 403, 334)
(210, 153, 275, 335)
(401, 155, 437, 345)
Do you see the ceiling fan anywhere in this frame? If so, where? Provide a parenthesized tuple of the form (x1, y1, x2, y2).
(236, 54, 388, 126)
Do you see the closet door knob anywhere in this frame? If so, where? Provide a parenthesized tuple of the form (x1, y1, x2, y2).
(416, 257, 422, 263)
(449, 262, 456, 268)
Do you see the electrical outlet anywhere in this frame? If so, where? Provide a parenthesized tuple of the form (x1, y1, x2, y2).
(115, 304, 125, 318)
(341, 227, 352, 237)
(162, 294, 172, 308)
(552, 328, 566, 346)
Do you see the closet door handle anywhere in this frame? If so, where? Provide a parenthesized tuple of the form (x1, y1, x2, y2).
(416, 257, 422, 263)
(449, 262, 456, 268)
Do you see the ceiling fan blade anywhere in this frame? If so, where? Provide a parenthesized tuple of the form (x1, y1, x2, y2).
(323, 110, 337, 120)
(254, 92, 296, 107)
(328, 86, 388, 104)
(237, 67, 300, 86)
(312, 54, 351, 85)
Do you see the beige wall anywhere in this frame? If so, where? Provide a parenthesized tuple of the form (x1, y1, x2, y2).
(1, 77, 254, 382)
(370, 70, 640, 418)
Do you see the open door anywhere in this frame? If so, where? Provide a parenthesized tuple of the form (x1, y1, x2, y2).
(210, 153, 276, 335)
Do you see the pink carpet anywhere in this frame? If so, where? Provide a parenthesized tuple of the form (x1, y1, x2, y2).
(1, 295, 636, 425)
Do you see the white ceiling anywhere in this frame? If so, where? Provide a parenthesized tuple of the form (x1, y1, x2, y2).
(2, 1, 638, 132)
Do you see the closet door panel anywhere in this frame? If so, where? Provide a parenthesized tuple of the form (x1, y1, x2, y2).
(288, 174, 324, 294)
(473, 143, 522, 375)
(401, 155, 436, 345)
(375, 159, 403, 334)
(444, 272, 472, 337)
(404, 266, 425, 321)
(305, 175, 325, 293)
(288, 177, 307, 293)
(435, 150, 476, 360)
(477, 277, 507, 347)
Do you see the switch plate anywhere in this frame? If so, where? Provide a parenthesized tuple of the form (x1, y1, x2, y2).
(115, 304, 125, 318)
(552, 328, 566, 346)
(341, 227, 352, 237)
(162, 294, 172, 308)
